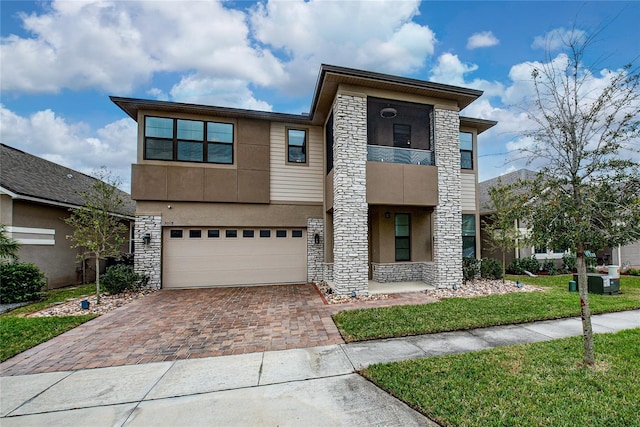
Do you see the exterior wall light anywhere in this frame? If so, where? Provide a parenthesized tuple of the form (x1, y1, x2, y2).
(384, 211, 391, 219)
(142, 233, 151, 245)
(314, 233, 320, 244)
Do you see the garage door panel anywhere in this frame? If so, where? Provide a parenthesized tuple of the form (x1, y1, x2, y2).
(162, 228, 307, 288)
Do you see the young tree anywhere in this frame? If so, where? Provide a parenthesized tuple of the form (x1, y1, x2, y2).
(482, 183, 528, 283)
(0, 224, 20, 263)
(520, 29, 640, 365)
(65, 168, 128, 304)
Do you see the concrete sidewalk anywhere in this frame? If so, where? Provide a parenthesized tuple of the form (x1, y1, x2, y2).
(2, 310, 638, 426)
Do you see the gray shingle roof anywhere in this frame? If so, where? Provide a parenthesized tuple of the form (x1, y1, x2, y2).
(479, 169, 537, 214)
(0, 144, 135, 216)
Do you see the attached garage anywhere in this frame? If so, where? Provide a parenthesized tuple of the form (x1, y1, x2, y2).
(162, 227, 307, 288)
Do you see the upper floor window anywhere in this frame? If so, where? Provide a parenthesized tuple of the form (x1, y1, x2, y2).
(287, 128, 307, 164)
(144, 116, 233, 164)
(460, 132, 473, 169)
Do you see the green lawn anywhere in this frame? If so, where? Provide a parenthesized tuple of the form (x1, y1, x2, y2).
(333, 274, 640, 342)
(363, 328, 640, 427)
(0, 284, 98, 362)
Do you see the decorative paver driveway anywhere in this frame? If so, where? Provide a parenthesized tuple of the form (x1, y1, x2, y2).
(1, 284, 438, 377)
(1, 285, 344, 376)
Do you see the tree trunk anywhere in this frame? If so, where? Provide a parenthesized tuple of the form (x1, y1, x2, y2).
(502, 251, 506, 284)
(95, 256, 101, 305)
(576, 245, 595, 365)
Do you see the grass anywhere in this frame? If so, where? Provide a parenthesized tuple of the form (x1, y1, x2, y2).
(333, 274, 640, 342)
(362, 328, 640, 427)
(0, 284, 98, 362)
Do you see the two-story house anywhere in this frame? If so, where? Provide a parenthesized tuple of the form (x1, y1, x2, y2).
(111, 64, 496, 295)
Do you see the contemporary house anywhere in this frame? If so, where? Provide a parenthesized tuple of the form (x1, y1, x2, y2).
(0, 144, 135, 288)
(111, 64, 496, 295)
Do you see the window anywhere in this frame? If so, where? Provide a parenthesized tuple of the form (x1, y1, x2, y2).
(260, 230, 271, 238)
(287, 129, 307, 163)
(226, 230, 237, 238)
(393, 124, 411, 148)
(144, 116, 233, 164)
(460, 132, 473, 169)
(276, 230, 287, 238)
(395, 214, 411, 261)
(208, 230, 220, 238)
(170, 229, 183, 238)
(189, 230, 202, 238)
(292, 230, 303, 238)
(462, 214, 476, 257)
(243, 230, 254, 238)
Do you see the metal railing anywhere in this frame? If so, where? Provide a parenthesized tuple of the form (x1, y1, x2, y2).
(367, 145, 435, 166)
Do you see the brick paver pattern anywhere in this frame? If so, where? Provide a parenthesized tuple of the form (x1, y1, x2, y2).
(1, 284, 437, 377)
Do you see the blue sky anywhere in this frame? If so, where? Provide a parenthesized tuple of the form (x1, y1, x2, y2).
(1, 0, 638, 191)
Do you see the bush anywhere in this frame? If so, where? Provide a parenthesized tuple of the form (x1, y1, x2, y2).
(0, 263, 45, 303)
(101, 265, 149, 295)
(562, 253, 576, 272)
(542, 258, 557, 275)
(507, 257, 541, 275)
(480, 258, 503, 280)
(627, 268, 640, 276)
(463, 257, 481, 282)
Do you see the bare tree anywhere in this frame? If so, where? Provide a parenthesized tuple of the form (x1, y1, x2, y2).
(520, 28, 640, 365)
(65, 168, 128, 304)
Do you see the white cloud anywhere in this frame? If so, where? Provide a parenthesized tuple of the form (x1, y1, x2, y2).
(169, 75, 273, 111)
(467, 31, 499, 49)
(429, 53, 478, 86)
(531, 27, 586, 51)
(249, 0, 436, 94)
(0, 0, 286, 94)
(0, 105, 136, 191)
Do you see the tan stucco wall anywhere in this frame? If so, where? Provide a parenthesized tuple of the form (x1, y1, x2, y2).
(137, 201, 322, 228)
(132, 114, 271, 204)
(369, 205, 432, 263)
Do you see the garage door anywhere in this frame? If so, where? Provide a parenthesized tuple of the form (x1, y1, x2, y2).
(162, 227, 307, 288)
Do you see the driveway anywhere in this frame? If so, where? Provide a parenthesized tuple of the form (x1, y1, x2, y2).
(1, 283, 439, 377)
(1, 285, 345, 376)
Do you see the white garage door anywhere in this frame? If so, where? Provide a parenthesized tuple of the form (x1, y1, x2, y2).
(162, 227, 307, 288)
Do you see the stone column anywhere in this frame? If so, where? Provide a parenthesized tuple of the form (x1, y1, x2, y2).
(307, 218, 324, 283)
(134, 215, 161, 289)
(332, 93, 369, 295)
(432, 108, 463, 288)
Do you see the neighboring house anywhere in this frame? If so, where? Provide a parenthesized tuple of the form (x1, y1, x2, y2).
(111, 64, 496, 295)
(0, 144, 135, 288)
(479, 168, 640, 269)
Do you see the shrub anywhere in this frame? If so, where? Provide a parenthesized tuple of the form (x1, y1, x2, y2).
(507, 257, 541, 275)
(562, 253, 576, 272)
(101, 265, 149, 295)
(627, 268, 640, 276)
(542, 258, 557, 275)
(0, 263, 45, 303)
(480, 258, 503, 280)
(462, 257, 480, 282)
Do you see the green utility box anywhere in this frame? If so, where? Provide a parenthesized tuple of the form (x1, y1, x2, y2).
(572, 274, 620, 295)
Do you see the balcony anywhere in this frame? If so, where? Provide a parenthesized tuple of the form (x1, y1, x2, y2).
(367, 145, 435, 166)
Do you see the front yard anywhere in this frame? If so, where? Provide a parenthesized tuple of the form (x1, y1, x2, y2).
(0, 284, 97, 362)
(333, 274, 640, 342)
(363, 328, 640, 426)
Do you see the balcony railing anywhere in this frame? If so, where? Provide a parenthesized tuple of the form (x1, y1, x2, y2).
(367, 145, 435, 166)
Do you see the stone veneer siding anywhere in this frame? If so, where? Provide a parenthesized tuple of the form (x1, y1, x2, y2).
(332, 93, 369, 296)
(432, 108, 463, 288)
(134, 215, 161, 289)
(372, 262, 425, 282)
(307, 218, 324, 283)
